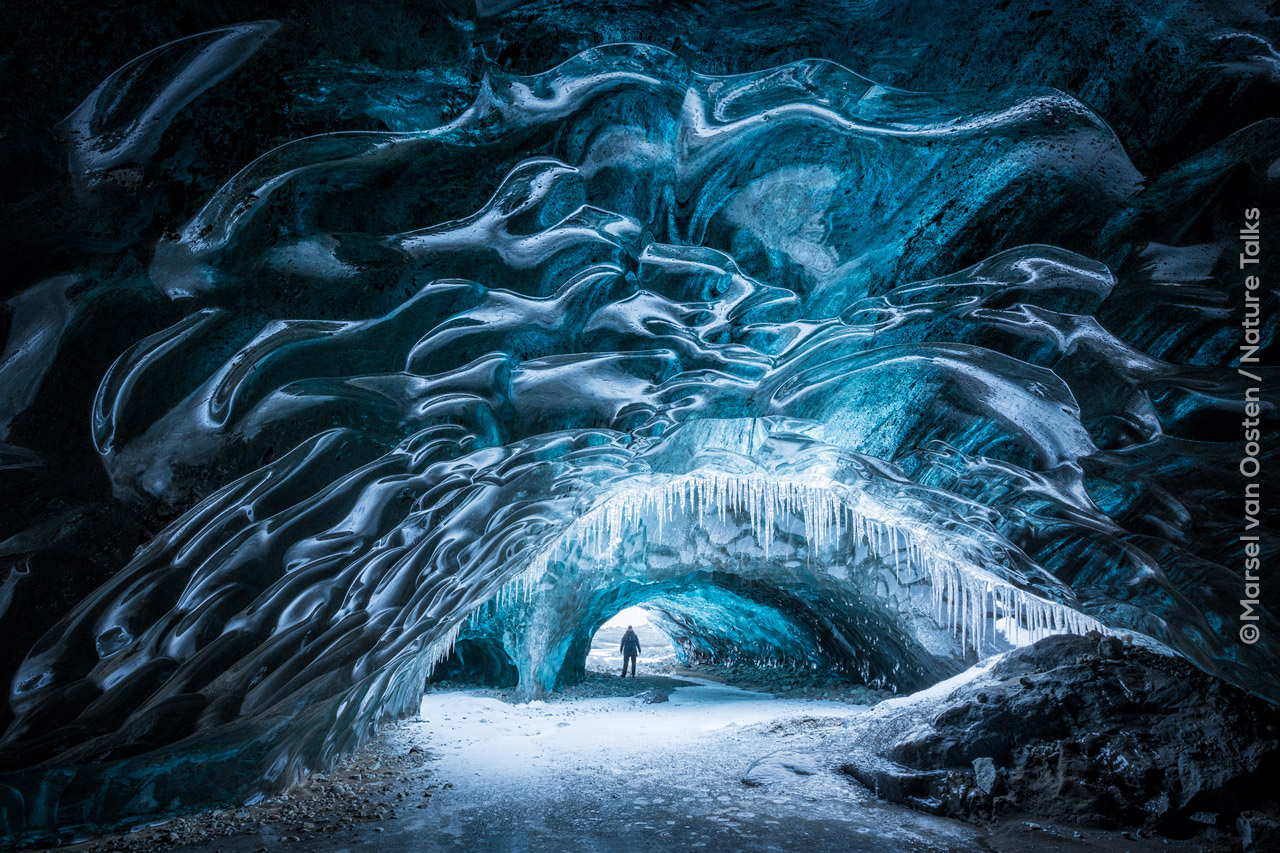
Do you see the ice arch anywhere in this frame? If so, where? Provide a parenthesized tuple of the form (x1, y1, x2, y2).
(453, 448, 1107, 700)
(466, 570, 912, 697)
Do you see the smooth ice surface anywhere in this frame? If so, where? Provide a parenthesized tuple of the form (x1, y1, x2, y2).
(1, 5, 1277, 842)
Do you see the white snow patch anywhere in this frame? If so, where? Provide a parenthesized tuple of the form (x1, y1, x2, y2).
(398, 678, 984, 850)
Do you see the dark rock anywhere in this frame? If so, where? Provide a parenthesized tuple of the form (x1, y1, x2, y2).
(841, 635, 1280, 836)
(972, 757, 1001, 795)
(638, 689, 669, 704)
(1097, 636, 1125, 661)
(839, 754, 951, 804)
(1238, 813, 1280, 852)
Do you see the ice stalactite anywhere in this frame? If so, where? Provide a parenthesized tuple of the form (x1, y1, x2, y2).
(421, 619, 468, 677)
(505, 470, 1107, 658)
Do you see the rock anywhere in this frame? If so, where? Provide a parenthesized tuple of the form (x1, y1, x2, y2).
(972, 757, 1000, 795)
(638, 689, 669, 704)
(1097, 636, 1125, 661)
(742, 750, 820, 786)
(1238, 813, 1280, 851)
(840, 635, 1280, 835)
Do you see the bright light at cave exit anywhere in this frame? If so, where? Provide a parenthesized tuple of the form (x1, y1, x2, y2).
(587, 606, 681, 671)
(602, 606, 652, 630)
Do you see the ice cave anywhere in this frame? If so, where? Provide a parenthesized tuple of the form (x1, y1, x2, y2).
(0, 0, 1277, 850)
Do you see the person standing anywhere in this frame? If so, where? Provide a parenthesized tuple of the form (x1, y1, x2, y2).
(620, 625, 641, 677)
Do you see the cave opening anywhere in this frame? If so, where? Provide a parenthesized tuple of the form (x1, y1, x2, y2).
(583, 605, 678, 676)
(551, 574, 877, 692)
(426, 560, 968, 703)
(427, 637, 520, 689)
(425, 573, 874, 697)
(414, 460, 1108, 706)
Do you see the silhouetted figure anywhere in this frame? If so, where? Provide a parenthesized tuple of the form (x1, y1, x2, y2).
(620, 626, 641, 677)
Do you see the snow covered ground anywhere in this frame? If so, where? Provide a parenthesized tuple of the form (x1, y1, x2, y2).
(60, 660, 1235, 853)
(384, 677, 982, 852)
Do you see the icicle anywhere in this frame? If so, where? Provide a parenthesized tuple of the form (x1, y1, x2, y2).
(493, 470, 1109, 660)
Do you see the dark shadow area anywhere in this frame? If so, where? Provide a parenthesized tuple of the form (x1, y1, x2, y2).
(427, 638, 518, 688)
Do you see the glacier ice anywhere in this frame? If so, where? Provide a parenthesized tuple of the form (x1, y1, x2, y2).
(0, 7, 1276, 845)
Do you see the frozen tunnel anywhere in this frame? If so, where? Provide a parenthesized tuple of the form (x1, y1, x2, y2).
(439, 564, 974, 699)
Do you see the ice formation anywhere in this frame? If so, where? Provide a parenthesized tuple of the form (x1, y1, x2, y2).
(0, 2, 1276, 843)
(511, 469, 1106, 659)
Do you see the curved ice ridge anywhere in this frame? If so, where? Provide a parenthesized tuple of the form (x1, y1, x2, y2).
(63, 22, 279, 181)
(151, 42, 1139, 311)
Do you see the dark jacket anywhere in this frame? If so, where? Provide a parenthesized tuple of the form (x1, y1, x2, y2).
(620, 629, 641, 655)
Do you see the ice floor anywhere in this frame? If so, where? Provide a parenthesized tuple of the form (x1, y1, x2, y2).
(71, 676, 982, 852)
(384, 678, 982, 852)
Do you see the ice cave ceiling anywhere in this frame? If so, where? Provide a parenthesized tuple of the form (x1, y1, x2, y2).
(0, 0, 1277, 841)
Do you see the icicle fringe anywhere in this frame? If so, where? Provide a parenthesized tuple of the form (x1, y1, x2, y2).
(496, 471, 1107, 656)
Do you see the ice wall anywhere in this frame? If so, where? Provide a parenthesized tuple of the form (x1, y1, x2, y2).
(1, 2, 1277, 842)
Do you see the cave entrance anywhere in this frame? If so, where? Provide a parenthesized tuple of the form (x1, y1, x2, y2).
(427, 637, 519, 689)
(529, 569, 901, 701)
(585, 605, 679, 677)
(427, 568, 893, 700)
(425, 462, 1105, 703)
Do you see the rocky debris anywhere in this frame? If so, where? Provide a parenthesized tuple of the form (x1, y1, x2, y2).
(638, 689, 669, 704)
(982, 818, 1241, 853)
(428, 664, 886, 707)
(1237, 812, 1280, 852)
(424, 664, 892, 706)
(839, 635, 1280, 840)
(428, 671, 696, 703)
(48, 722, 438, 853)
(1097, 635, 1126, 661)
